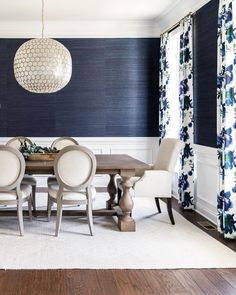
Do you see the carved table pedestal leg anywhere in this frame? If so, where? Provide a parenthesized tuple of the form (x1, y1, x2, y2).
(118, 174, 135, 232)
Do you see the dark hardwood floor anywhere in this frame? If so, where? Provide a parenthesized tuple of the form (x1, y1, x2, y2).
(0, 269, 236, 295)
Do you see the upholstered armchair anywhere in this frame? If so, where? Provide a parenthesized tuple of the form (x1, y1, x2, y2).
(118, 138, 183, 225)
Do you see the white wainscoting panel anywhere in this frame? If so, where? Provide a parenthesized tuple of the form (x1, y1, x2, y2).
(194, 144, 218, 224)
(0, 137, 219, 224)
(0, 137, 158, 188)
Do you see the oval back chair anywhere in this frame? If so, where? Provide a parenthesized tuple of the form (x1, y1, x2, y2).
(47, 145, 97, 236)
(48, 137, 79, 186)
(6, 136, 32, 150)
(6, 136, 37, 211)
(0, 145, 32, 235)
(51, 137, 79, 150)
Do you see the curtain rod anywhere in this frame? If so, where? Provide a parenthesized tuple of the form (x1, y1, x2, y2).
(161, 11, 195, 36)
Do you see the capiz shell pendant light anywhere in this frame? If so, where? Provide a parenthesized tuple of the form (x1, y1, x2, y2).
(14, 0, 72, 93)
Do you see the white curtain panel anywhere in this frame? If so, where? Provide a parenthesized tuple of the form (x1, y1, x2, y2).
(178, 16, 194, 209)
(217, 0, 236, 239)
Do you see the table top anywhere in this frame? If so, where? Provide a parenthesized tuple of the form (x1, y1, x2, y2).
(25, 154, 150, 175)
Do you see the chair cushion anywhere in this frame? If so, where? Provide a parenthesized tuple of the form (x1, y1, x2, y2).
(22, 175, 37, 185)
(48, 183, 96, 201)
(0, 184, 32, 201)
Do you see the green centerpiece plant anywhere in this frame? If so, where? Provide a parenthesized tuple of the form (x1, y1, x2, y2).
(19, 140, 59, 159)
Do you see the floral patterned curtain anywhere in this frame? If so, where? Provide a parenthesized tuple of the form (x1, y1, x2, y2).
(159, 33, 170, 139)
(217, 0, 236, 239)
(178, 16, 194, 209)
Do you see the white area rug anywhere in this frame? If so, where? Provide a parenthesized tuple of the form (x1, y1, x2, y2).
(0, 192, 236, 269)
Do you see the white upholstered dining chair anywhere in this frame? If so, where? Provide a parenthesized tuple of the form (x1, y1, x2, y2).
(47, 145, 97, 236)
(6, 137, 37, 211)
(118, 138, 183, 225)
(0, 145, 32, 236)
(47, 137, 79, 186)
(51, 137, 79, 150)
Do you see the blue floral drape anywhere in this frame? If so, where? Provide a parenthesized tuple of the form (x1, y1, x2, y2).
(159, 33, 170, 139)
(178, 16, 194, 209)
(159, 18, 194, 209)
(217, 0, 236, 239)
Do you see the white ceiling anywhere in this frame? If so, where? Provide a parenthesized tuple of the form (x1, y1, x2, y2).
(0, 0, 197, 21)
(0, 0, 211, 37)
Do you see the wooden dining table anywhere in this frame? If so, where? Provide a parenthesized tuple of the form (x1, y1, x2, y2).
(25, 154, 150, 232)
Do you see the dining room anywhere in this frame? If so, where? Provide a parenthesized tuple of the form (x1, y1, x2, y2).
(0, 0, 236, 294)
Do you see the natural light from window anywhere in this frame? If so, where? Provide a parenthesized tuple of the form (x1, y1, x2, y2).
(168, 28, 181, 175)
(168, 28, 180, 139)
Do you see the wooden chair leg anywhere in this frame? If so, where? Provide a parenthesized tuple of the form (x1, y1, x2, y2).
(47, 194, 52, 222)
(28, 197, 33, 221)
(167, 198, 175, 225)
(86, 201, 94, 236)
(17, 200, 24, 236)
(55, 200, 63, 237)
(32, 184, 36, 211)
(155, 197, 162, 213)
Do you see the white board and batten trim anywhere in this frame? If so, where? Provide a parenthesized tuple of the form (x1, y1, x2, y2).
(0, 137, 158, 163)
(194, 144, 218, 224)
(0, 137, 218, 224)
(0, 137, 159, 188)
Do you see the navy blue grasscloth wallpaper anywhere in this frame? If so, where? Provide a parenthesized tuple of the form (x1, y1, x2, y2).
(0, 38, 159, 137)
(193, 0, 219, 148)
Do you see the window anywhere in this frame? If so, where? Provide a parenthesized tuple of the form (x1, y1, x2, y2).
(167, 27, 180, 139)
(168, 28, 181, 175)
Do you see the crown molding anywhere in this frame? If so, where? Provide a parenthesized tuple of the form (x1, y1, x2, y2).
(153, 0, 212, 36)
(0, 1, 213, 38)
(0, 20, 160, 38)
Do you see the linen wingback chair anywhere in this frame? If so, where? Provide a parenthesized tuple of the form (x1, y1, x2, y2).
(118, 138, 183, 225)
(47, 137, 79, 186)
(0, 145, 32, 236)
(6, 137, 37, 211)
(47, 145, 97, 237)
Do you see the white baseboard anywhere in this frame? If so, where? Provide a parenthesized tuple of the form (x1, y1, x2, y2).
(195, 195, 217, 224)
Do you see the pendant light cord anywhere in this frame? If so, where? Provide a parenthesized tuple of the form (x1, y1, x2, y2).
(42, 0, 45, 38)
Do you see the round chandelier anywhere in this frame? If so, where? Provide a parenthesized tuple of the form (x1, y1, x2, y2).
(14, 0, 72, 93)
